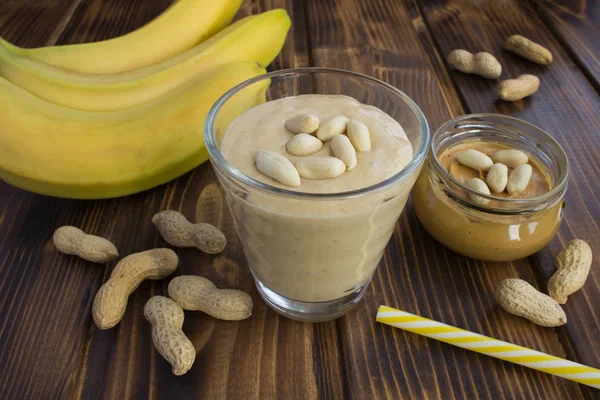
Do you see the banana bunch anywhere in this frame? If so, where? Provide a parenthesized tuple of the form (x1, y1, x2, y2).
(0, 2, 291, 199)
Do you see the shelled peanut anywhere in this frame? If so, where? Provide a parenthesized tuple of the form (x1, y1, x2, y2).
(286, 133, 323, 156)
(284, 113, 319, 134)
(486, 163, 508, 193)
(466, 178, 491, 206)
(254, 113, 373, 186)
(455, 146, 531, 204)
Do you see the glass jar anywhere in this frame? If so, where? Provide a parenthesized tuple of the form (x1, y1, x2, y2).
(205, 68, 430, 322)
(413, 114, 569, 262)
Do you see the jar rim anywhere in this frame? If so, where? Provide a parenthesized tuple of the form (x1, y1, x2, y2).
(204, 67, 430, 200)
(429, 113, 570, 213)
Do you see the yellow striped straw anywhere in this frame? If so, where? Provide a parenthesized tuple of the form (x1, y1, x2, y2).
(376, 305, 600, 389)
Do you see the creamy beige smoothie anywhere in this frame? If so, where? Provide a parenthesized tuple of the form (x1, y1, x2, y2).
(219, 94, 414, 302)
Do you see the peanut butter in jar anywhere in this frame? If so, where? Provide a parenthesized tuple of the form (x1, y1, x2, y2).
(413, 114, 569, 262)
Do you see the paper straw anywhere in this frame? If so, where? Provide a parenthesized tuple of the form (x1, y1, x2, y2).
(376, 305, 600, 389)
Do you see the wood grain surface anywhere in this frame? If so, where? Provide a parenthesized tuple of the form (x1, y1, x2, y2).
(531, 0, 600, 91)
(0, 0, 598, 399)
(417, 3, 600, 399)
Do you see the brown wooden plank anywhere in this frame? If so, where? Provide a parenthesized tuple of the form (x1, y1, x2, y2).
(0, 2, 105, 399)
(0, 192, 124, 399)
(407, 3, 465, 119)
(530, 0, 600, 91)
(307, 0, 590, 398)
(0, 0, 82, 46)
(416, 0, 600, 398)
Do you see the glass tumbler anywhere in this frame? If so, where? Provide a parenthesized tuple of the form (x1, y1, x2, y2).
(205, 68, 429, 322)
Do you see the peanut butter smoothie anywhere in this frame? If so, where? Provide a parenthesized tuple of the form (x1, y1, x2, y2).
(219, 94, 414, 306)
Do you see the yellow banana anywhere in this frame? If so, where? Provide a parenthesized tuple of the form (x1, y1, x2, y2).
(0, 0, 242, 73)
(0, 10, 289, 111)
(0, 62, 267, 199)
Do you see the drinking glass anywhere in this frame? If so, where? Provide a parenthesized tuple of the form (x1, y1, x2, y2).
(205, 68, 429, 322)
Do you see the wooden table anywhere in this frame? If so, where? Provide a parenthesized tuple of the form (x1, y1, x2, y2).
(0, 0, 598, 399)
